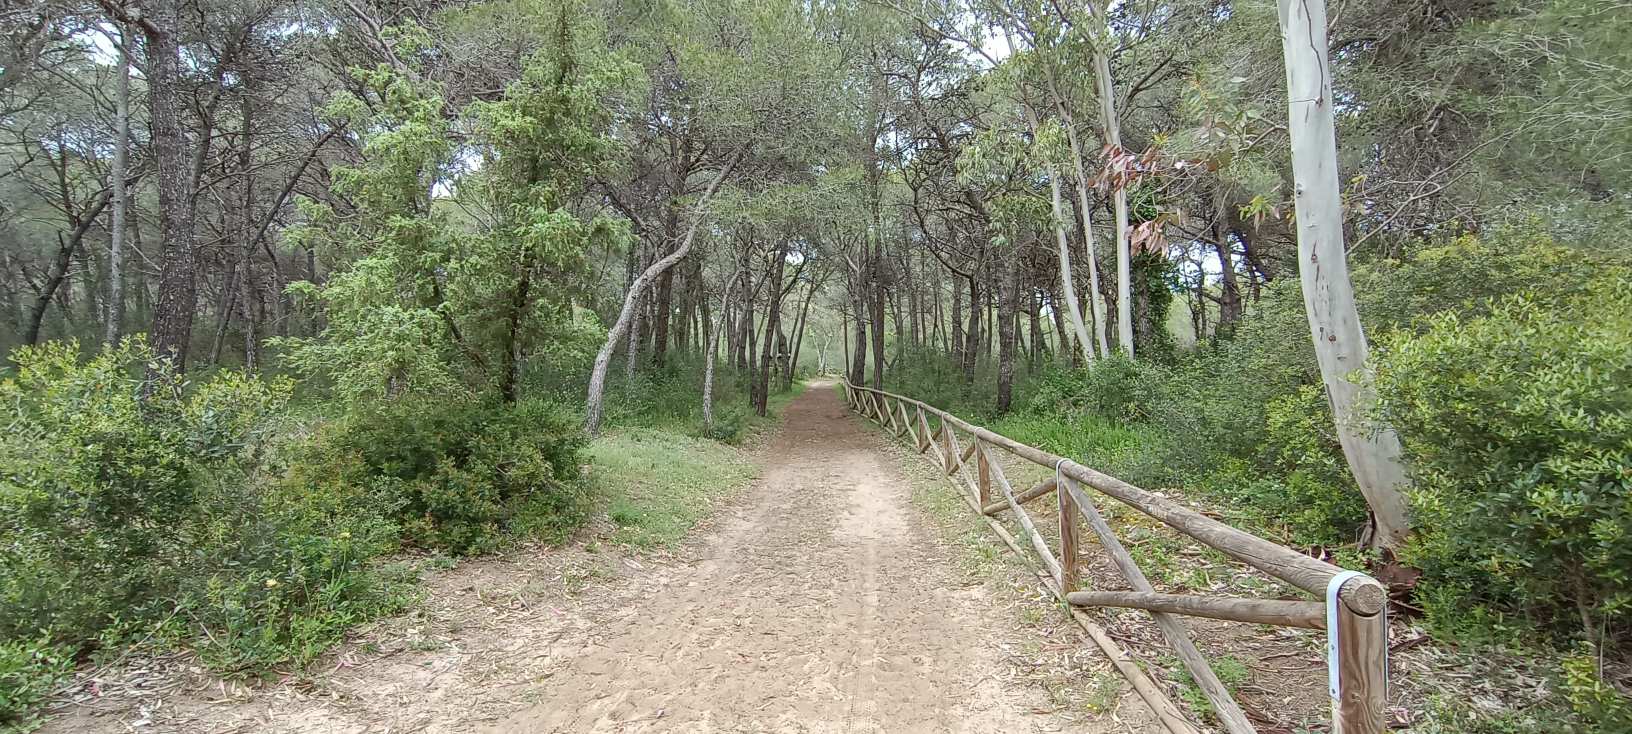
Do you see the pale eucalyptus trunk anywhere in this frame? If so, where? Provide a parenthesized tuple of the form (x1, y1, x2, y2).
(1082, 5, 1134, 357)
(1064, 124, 1111, 359)
(1040, 63, 1112, 361)
(1278, 0, 1411, 550)
(1046, 169, 1095, 363)
(1018, 92, 1093, 363)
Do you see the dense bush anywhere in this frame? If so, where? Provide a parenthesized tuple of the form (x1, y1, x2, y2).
(286, 396, 588, 554)
(1, 341, 286, 644)
(0, 341, 411, 723)
(952, 229, 1629, 561)
(0, 639, 69, 730)
(1373, 268, 1632, 637)
(1025, 354, 1158, 423)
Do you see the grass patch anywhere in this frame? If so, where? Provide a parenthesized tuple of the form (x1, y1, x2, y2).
(1166, 653, 1250, 719)
(587, 427, 757, 550)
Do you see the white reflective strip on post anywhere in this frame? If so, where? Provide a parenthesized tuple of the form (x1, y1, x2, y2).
(1326, 569, 1366, 700)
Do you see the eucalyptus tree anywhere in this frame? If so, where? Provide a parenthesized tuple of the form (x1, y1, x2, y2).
(1278, 0, 1410, 549)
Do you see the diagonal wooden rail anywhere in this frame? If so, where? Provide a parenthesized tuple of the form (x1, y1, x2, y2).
(842, 380, 1390, 734)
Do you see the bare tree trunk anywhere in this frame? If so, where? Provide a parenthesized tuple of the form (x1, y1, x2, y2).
(703, 266, 743, 432)
(869, 264, 886, 389)
(1050, 285, 1072, 361)
(1047, 167, 1095, 361)
(651, 266, 674, 367)
(996, 257, 1019, 413)
(849, 290, 867, 385)
(754, 242, 786, 416)
(962, 274, 980, 382)
(1081, 3, 1134, 357)
(839, 309, 850, 376)
(104, 24, 130, 348)
(145, 0, 200, 372)
(1028, 286, 1044, 366)
(1278, 0, 1411, 550)
(238, 90, 260, 371)
(1066, 133, 1112, 359)
(786, 279, 816, 390)
(624, 291, 643, 378)
(585, 156, 738, 434)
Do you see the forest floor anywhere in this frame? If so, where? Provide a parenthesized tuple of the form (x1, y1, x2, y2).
(41, 382, 1158, 733)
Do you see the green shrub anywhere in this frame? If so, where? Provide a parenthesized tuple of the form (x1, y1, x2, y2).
(0, 340, 291, 645)
(1255, 385, 1371, 545)
(289, 396, 588, 554)
(0, 639, 70, 731)
(180, 480, 409, 672)
(0, 340, 411, 696)
(1373, 268, 1632, 635)
(702, 404, 748, 443)
(1562, 644, 1632, 731)
(1025, 355, 1160, 423)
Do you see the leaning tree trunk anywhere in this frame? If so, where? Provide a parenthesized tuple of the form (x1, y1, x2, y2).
(785, 279, 816, 390)
(1278, 0, 1411, 550)
(27, 195, 111, 345)
(1064, 122, 1112, 359)
(585, 156, 738, 435)
(1017, 82, 1095, 364)
(1046, 167, 1095, 362)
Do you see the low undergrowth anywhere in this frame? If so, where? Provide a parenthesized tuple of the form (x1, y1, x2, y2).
(588, 427, 756, 550)
(885, 229, 1632, 731)
(0, 341, 598, 730)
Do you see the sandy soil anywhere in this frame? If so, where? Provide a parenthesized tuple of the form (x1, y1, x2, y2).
(45, 383, 1144, 733)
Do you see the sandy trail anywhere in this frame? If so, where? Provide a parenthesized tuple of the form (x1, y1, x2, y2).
(47, 383, 1121, 733)
(479, 383, 1066, 733)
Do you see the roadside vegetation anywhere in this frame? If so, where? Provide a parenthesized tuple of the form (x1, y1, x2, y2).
(3, 0, 1629, 730)
(0, 341, 796, 730)
(883, 228, 1632, 731)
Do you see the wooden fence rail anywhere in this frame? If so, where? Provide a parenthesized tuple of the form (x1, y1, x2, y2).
(841, 380, 1389, 734)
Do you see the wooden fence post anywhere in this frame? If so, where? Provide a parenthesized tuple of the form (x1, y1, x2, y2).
(1332, 586, 1389, 734)
(1057, 477, 1080, 589)
(976, 440, 991, 506)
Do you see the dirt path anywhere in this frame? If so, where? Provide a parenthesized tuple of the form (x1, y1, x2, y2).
(47, 383, 1137, 733)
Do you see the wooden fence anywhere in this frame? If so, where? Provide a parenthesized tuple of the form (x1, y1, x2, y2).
(840, 380, 1390, 734)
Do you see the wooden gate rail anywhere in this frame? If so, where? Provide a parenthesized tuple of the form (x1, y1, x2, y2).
(841, 381, 1389, 734)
